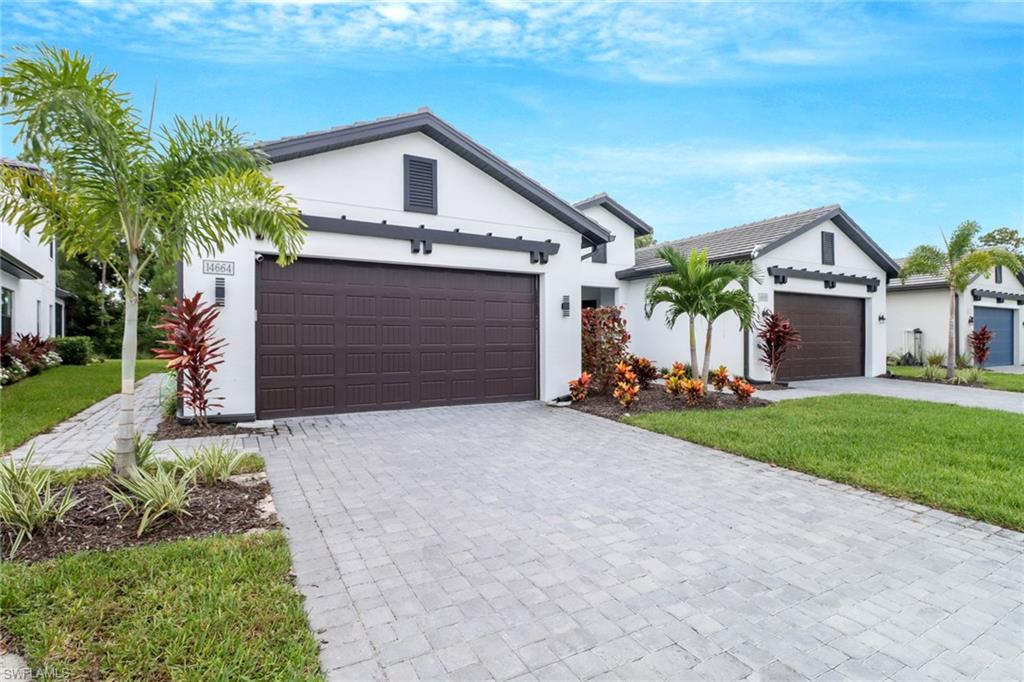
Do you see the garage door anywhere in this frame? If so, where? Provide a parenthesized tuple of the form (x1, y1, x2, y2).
(256, 258, 538, 418)
(774, 293, 865, 381)
(975, 307, 1014, 366)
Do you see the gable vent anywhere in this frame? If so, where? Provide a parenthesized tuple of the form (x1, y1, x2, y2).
(404, 154, 437, 214)
(995, 265, 1003, 284)
(821, 231, 835, 266)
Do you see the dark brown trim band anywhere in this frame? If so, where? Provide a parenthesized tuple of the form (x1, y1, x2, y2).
(971, 288, 1024, 303)
(767, 266, 880, 292)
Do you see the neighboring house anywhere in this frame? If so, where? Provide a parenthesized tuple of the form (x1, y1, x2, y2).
(182, 110, 900, 421)
(887, 259, 1024, 367)
(182, 109, 612, 419)
(616, 205, 899, 381)
(0, 158, 67, 340)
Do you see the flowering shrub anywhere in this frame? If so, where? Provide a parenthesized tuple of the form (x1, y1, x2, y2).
(628, 355, 658, 389)
(0, 334, 61, 386)
(612, 361, 640, 408)
(680, 378, 706, 405)
(729, 377, 756, 403)
(568, 372, 592, 402)
(0, 357, 27, 386)
(710, 365, 730, 391)
(581, 306, 631, 393)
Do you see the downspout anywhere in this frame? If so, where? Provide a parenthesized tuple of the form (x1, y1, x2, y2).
(742, 276, 750, 379)
(954, 292, 960, 358)
(175, 260, 184, 423)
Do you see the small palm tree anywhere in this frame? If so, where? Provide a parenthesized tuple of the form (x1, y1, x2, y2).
(644, 247, 759, 383)
(900, 220, 1022, 380)
(0, 46, 305, 475)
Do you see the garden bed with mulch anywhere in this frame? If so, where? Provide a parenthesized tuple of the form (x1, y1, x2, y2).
(1, 474, 276, 563)
(152, 416, 274, 441)
(571, 386, 770, 420)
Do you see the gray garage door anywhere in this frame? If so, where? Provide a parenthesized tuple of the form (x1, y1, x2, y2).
(975, 307, 1014, 366)
(774, 293, 865, 381)
(256, 258, 538, 418)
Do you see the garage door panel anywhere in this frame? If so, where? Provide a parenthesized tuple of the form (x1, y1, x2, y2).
(256, 258, 538, 417)
(774, 293, 865, 381)
(975, 307, 1014, 366)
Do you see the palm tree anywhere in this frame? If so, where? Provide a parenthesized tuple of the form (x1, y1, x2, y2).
(0, 45, 305, 475)
(900, 220, 1022, 380)
(644, 247, 759, 383)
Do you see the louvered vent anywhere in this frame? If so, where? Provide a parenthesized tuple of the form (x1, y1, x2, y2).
(404, 155, 437, 214)
(821, 231, 835, 265)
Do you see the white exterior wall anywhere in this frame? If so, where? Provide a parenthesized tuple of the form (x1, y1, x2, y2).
(622, 219, 889, 380)
(1, 219, 57, 338)
(576, 204, 636, 301)
(182, 131, 588, 417)
(887, 271, 1024, 366)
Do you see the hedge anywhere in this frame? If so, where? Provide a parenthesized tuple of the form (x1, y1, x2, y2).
(53, 336, 92, 365)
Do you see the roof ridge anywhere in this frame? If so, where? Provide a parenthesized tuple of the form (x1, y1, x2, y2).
(256, 108, 432, 147)
(638, 204, 840, 256)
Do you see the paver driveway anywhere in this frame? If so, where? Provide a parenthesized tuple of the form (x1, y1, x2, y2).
(262, 402, 1023, 681)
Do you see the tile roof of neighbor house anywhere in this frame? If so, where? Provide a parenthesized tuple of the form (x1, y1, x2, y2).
(887, 258, 949, 291)
(0, 157, 41, 172)
(573, 192, 654, 236)
(617, 204, 899, 280)
(255, 108, 612, 246)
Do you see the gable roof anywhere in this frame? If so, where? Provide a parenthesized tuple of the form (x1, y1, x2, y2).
(256, 109, 611, 246)
(573, 192, 653, 236)
(617, 204, 899, 280)
(888, 255, 1024, 292)
(0, 157, 41, 173)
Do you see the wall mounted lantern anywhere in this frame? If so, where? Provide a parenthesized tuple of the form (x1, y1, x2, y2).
(877, 314, 886, 323)
(561, 295, 571, 317)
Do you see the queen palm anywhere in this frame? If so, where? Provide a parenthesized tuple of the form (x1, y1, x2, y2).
(644, 247, 759, 383)
(900, 220, 1022, 380)
(0, 45, 305, 475)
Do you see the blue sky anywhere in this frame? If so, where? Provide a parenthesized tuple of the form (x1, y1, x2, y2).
(3, 1, 1022, 256)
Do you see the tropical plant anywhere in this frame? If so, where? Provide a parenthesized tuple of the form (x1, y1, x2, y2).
(581, 306, 631, 393)
(680, 378, 706, 405)
(951, 367, 985, 385)
(568, 372, 592, 402)
(0, 448, 79, 558)
(664, 374, 686, 397)
(644, 248, 759, 384)
(922, 364, 945, 381)
(612, 361, 640, 408)
(151, 292, 227, 427)
(0, 45, 305, 476)
(925, 349, 946, 367)
(107, 465, 194, 536)
(628, 355, 658, 389)
(729, 377, 756, 403)
(899, 220, 1023, 380)
(967, 326, 993, 369)
(670, 361, 691, 379)
(92, 434, 159, 474)
(173, 442, 247, 485)
(710, 365, 731, 391)
(756, 310, 802, 384)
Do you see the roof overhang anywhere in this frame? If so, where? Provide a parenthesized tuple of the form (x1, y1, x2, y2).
(573, 193, 653, 236)
(56, 286, 76, 300)
(257, 111, 612, 247)
(755, 206, 900, 277)
(616, 253, 751, 281)
(0, 249, 43, 279)
(971, 288, 1024, 303)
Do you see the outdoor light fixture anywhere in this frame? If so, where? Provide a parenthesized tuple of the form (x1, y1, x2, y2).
(561, 295, 571, 317)
(878, 314, 886, 323)
(968, 315, 975, 324)
(215, 277, 226, 306)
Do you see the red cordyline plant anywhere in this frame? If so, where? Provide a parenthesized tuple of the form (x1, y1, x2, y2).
(967, 325, 993, 368)
(581, 306, 631, 393)
(756, 310, 802, 384)
(152, 293, 227, 428)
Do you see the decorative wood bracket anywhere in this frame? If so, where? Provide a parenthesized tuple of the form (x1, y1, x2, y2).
(768, 266, 880, 293)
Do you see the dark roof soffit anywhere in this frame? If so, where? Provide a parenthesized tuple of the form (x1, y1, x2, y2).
(0, 248, 44, 279)
(257, 111, 611, 246)
(754, 206, 900, 277)
(573, 193, 653, 236)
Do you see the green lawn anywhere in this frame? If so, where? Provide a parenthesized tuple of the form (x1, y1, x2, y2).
(0, 359, 167, 452)
(888, 364, 1024, 393)
(0, 531, 322, 680)
(624, 395, 1024, 530)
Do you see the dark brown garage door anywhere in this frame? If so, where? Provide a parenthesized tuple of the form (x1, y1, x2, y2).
(773, 293, 865, 381)
(256, 258, 538, 418)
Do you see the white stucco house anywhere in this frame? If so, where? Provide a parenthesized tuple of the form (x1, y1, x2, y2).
(887, 261, 1024, 367)
(0, 158, 68, 340)
(181, 110, 899, 420)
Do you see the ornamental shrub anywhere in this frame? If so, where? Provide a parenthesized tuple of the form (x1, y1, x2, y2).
(967, 325, 993, 368)
(680, 378, 706, 405)
(53, 335, 92, 365)
(612, 361, 640, 408)
(628, 355, 658, 389)
(729, 377, 756, 403)
(710, 365, 730, 391)
(581, 306, 631, 393)
(568, 372, 592, 402)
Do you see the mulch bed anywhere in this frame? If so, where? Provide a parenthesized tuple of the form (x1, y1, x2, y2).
(884, 373, 983, 389)
(2, 475, 276, 563)
(571, 385, 770, 420)
(152, 416, 273, 441)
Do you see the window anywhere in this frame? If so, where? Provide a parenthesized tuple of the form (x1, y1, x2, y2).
(1, 288, 12, 338)
(995, 265, 1003, 284)
(591, 243, 608, 264)
(49, 241, 54, 259)
(403, 154, 437, 214)
(55, 301, 64, 336)
(36, 299, 41, 335)
(821, 231, 835, 266)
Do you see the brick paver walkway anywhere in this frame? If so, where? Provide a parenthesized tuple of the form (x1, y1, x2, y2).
(764, 377, 1024, 414)
(262, 402, 1023, 681)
